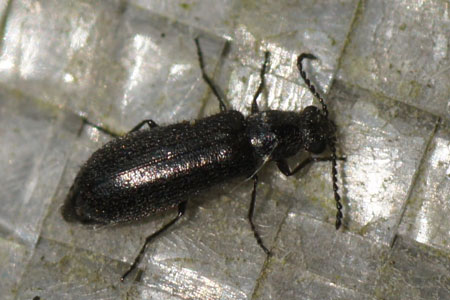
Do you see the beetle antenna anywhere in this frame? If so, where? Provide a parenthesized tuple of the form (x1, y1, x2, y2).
(297, 54, 328, 117)
(297, 53, 343, 229)
(328, 135, 342, 229)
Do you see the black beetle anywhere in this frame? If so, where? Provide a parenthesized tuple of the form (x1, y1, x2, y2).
(62, 38, 343, 281)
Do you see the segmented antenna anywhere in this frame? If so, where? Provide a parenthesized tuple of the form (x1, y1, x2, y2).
(297, 54, 328, 117)
(297, 53, 343, 229)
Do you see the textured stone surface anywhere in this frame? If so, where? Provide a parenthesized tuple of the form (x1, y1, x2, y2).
(0, 0, 448, 299)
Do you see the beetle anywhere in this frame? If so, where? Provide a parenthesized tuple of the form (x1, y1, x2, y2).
(62, 38, 343, 281)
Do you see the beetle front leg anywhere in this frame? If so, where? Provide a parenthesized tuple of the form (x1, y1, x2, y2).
(276, 156, 345, 176)
(129, 119, 159, 133)
(121, 201, 187, 282)
(251, 52, 270, 114)
(248, 175, 271, 255)
(277, 156, 346, 229)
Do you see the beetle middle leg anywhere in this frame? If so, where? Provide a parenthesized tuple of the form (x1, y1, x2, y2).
(248, 174, 271, 255)
(246, 52, 272, 254)
(121, 201, 187, 282)
(194, 38, 227, 112)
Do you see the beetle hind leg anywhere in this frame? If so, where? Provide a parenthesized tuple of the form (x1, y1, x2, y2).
(121, 201, 187, 282)
(248, 175, 271, 255)
(129, 119, 158, 133)
(82, 118, 121, 138)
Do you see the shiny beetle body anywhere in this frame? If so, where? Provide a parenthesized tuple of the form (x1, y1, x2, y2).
(64, 111, 254, 224)
(63, 108, 330, 225)
(62, 39, 343, 281)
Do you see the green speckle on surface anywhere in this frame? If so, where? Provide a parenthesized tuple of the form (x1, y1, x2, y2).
(408, 80, 422, 99)
(358, 222, 371, 236)
(345, 56, 372, 85)
(397, 80, 422, 99)
(180, 3, 191, 10)
(330, 37, 336, 46)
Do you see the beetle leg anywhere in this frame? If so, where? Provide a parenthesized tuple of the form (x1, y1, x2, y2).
(81, 118, 158, 138)
(251, 52, 270, 114)
(194, 38, 227, 112)
(121, 201, 187, 282)
(277, 156, 346, 229)
(82, 118, 121, 138)
(130, 119, 159, 133)
(276, 156, 345, 176)
(248, 175, 271, 255)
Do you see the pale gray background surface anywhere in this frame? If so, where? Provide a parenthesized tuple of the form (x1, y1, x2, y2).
(0, 0, 449, 299)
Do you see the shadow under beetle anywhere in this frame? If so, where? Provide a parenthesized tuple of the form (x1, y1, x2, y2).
(62, 38, 343, 282)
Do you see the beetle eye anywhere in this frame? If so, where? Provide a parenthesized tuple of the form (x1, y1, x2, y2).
(306, 139, 326, 154)
(303, 106, 320, 117)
